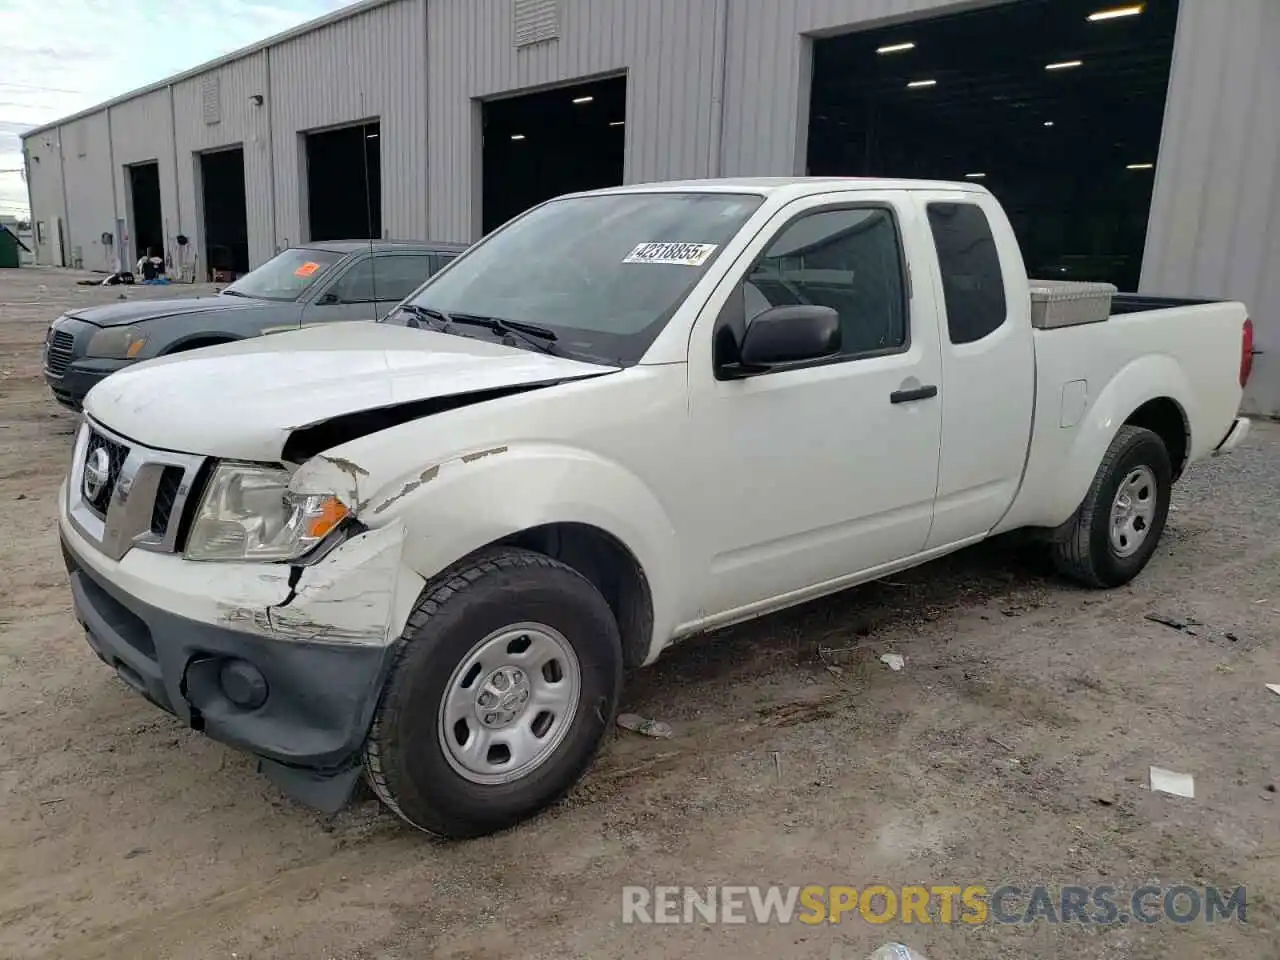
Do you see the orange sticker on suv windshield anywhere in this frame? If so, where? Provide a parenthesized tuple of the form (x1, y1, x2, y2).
(294, 261, 321, 277)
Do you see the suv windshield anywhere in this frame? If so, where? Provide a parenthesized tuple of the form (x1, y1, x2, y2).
(394, 192, 763, 364)
(223, 248, 345, 301)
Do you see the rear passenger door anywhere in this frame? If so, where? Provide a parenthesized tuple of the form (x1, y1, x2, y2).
(915, 193, 1036, 548)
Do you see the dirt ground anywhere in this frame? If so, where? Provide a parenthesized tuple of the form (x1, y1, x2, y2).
(1, 267, 1277, 960)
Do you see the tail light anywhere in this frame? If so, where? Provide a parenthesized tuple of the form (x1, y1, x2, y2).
(1240, 317, 1254, 388)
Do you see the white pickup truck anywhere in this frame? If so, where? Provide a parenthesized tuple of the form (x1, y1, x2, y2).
(58, 177, 1253, 837)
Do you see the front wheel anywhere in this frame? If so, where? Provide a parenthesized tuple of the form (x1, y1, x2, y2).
(363, 548, 623, 838)
(1051, 425, 1172, 588)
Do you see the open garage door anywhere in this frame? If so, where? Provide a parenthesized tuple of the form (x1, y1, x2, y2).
(305, 121, 381, 242)
(482, 76, 626, 235)
(126, 161, 163, 265)
(808, 0, 1179, 292)
(199, 146, 249, 278)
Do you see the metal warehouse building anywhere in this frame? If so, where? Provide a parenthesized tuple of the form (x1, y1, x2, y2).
(20, 0, 1280, 414)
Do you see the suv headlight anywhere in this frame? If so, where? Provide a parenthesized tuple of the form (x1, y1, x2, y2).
(86, 325, 149, 359)
(185, 462, 349, 562)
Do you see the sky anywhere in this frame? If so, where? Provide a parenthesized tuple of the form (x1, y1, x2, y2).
(0, 0, 358, 219)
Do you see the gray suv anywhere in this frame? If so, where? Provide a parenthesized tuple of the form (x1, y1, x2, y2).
(43, 239, 467, 410)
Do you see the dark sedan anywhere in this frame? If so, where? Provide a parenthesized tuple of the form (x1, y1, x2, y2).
(43, 239, 467, 410)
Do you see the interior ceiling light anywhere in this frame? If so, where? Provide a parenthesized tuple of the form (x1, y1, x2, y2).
(572, 95, 594, 104)
(1046, 60, 1084, 70)
(877, 42, 915, 54)
(1127, 162, 1154, 169)
(965, 172, 986, 179)
(510, 134, 526, 141)
(1043, 121, 1055, 127)
(1088, 4, 1144, 21)
(609, 120, 625, 126)
(906, 79, 937, 88)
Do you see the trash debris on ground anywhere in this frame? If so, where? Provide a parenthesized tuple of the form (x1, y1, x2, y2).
(879, 653, 905, 672)
(772, 751, 782, 782)
(1149, 766, 1195, 798)
(616, 713, 673, 739)
(1266, 683, 1280, 697)
(825, 664, 845, 679)
(988, 734, 1015, 752)
(868, 944, 928, 960)
(1145, 612, 1202, 636)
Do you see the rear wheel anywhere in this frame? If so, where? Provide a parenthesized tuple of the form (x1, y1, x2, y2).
(1051, 425, 1172, 588)
(363, 547, 622, 838)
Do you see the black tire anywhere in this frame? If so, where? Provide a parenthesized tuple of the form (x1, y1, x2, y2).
(1051, 425, 1172, 588)
(363, 547, 622, 838)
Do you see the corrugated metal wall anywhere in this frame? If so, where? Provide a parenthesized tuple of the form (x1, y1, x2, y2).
(425, 0, 727, 240)
(268, 0, 427, 245)
(109, 88, 179, 267)
(21, 132, 66, 266)
(16, 0, 1280, 413)
(1141, 0, 1280, 417)
(58, 112, 116, 272)
(172, 53, 274, 268)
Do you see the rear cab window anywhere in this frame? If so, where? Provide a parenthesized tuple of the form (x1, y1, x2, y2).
(926, 203, 1008, 344)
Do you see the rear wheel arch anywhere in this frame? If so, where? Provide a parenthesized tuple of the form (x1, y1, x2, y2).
(1124, 396, 1189, 480)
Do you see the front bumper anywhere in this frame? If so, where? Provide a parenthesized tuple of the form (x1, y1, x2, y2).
(43, 315, 134, 410)
(58, 490, 422, 812)
(45, 357, 132, 410)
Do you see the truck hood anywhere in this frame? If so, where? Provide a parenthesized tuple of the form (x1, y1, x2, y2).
(83, 322, 619, 461)
(67, 295, 266, 327)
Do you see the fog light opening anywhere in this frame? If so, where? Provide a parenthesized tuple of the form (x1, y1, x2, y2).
(218, 658, 269, 710)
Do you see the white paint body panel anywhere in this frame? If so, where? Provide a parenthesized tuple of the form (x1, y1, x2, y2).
(74, 179, 1250, 665)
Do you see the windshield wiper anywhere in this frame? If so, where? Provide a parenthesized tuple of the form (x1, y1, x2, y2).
(220, 288, 250, 298)
(447, 312, 559, 354)
(392, 303, 451, 329)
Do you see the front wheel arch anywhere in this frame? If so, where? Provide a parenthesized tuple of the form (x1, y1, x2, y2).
(161, 335, 239, 355)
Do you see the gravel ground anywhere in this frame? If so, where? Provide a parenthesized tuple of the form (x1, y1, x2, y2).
(1, 267, 1277, 960)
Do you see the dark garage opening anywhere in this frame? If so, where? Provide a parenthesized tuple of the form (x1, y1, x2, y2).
(127, 161, 163, 263)
(808, 0, 1179, 291)
(482, 76, 626, 235)
(305, 120, 381, 241)
(199, 146, 249, 278)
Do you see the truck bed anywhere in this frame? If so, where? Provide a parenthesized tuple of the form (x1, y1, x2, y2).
(1110, 293, 1225, 315)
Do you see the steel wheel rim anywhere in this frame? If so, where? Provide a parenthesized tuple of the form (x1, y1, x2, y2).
(1109, 464, 1158, 558)
(438, 622, 581, 785)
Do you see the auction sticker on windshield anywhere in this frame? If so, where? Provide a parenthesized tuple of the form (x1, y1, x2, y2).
(623, 242, 718, 266)
(294, 261, 321, 277)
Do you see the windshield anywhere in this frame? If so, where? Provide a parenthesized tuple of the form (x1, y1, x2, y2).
(396, 192, 763, 364)
(223, 248, 345, 301)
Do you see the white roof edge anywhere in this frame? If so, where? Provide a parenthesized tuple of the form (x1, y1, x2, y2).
(20, 0, 400, 140)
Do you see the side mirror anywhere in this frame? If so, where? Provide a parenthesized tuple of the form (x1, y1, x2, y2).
(317, 291, 341, 306)
(724, 305, 841, 376)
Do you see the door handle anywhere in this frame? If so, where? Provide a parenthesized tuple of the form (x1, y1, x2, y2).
(890, 384, 938, 404)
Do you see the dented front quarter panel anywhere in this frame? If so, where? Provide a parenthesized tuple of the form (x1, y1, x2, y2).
(289, 366, 692, 661)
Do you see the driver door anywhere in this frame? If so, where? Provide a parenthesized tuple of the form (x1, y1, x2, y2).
(684, 193, 945, 620)
(302, 253, 437, 324)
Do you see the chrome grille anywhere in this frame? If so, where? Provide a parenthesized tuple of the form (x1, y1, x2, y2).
(150, 466, 185, 536)
(67, 420, 207, 561)
(46, 329, 74, 376)
(83, 430, 130, 516)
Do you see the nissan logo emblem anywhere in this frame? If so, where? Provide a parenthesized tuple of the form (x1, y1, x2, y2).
(83, 447, 111, 501)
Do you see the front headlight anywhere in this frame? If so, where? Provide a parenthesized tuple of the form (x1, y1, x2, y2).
(86, 325, 149, 359)
(185, 462, 350, 562)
